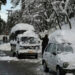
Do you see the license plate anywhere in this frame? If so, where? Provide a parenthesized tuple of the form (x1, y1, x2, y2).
(28, 50, 34, 53)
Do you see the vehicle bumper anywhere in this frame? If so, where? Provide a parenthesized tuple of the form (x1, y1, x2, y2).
(20, 53, 37, 56)
(18, 52, 38, 57)
(63, 69, 75, 73)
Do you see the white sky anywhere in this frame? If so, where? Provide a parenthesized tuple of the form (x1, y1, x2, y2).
(0, 0, 21, 22)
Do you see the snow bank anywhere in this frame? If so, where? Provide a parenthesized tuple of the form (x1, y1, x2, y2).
(23, 58, 42, 63)
(66, 73, 73, 75)
(0, 43, 11, 51)
(0, 56, 18, 61)
(10, 23, 35, 33)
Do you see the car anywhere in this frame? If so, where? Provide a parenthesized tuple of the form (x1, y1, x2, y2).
(43, 42, 75, 75)
(42, 30, 75, 75)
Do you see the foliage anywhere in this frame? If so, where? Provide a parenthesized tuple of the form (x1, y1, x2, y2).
(0, 0, 6, 5)
(10, 0, 75, 32)
(0, 17, 6, 34)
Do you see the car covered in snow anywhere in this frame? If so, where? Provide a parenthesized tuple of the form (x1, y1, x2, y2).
(14, 31, 42, 58)
(43, 30, 75, 75)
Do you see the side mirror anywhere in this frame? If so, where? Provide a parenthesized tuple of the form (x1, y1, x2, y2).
(52, 52, 56, 56)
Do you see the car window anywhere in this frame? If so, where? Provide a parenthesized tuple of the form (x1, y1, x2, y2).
(57, 43, 73, 54)
(45, 43, 53, 52)
(51, 44, 57, 53)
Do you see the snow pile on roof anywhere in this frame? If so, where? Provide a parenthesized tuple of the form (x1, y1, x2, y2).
(18, 31, 39, 38)
(0, 43, 11, 51)
(10, 23, 35, 33)
(49, 18, 75, 44)
(49, 30, 75, 44)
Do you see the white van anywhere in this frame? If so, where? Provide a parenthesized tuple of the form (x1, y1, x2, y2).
(15, 31, 42, 58)
(43, 30, 75, 75)
(10, 23, 35, 55)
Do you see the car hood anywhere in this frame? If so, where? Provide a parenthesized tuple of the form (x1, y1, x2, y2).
(57, 52, 75, 63)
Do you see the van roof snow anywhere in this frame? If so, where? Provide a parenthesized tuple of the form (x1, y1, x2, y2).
(10, 23, 35, 33)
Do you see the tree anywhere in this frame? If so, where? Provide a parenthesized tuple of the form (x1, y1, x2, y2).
(0, 17, 6, 34)
(0, 0, 6, 9)
(1, 0, 6, 5)
(10, 0, 75, 32)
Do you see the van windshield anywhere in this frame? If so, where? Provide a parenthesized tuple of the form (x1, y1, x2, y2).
(21, 37, 39, 44)
(57, 43, 73, 53)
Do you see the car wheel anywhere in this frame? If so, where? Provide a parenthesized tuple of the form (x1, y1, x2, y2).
(56, 67, 65, 75)
(43, 62, 49, 72)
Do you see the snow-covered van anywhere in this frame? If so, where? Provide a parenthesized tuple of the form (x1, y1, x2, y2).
(9, 23, 35, 55)
(43, 30, 75, 75)
(15, 31, 42, 58)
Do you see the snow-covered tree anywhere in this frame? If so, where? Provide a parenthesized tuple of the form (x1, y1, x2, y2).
(10, 0, 75, 32)
(0, 17, 6, 34)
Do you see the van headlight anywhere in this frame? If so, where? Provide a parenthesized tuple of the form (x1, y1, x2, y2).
(63, 62, 69, 68)
(35, 46, 40, 50)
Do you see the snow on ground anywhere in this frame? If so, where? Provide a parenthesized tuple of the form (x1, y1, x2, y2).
(0, 43, 42, 63)
(0, 56, 18, 61)
(0, 56, 42, 63)
(0, 43, 11, 51)
(37, 65, 74, 75)
(36, 65, 50, 75)
(23, 58, 42, 64)
(66, 73, 73, 75)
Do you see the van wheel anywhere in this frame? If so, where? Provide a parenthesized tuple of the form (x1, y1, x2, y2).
(12, 52, 16, 57)
(35, 54, 38, 59)
(43, 62, 49, 72)
(56, 67, 65, 75)
(17, 54, 20, 59)
(16, 53, 21, 59)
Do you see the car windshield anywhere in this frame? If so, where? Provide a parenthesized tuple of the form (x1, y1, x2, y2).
(57, 43, 73, 53)
(21, 37, 40, 44)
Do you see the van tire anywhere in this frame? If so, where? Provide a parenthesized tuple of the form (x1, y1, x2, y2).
(16, 53, 21, 59)
(12, 52, 16, 57)
(56, 67, 65, 75)
(35, 54, 38, 59)
(43, 62, 49, 72)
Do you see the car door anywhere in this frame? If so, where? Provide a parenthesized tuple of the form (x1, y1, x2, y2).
(43, 44, 51, 65)
(48, 43, 57, 71)
(44, 43, 53, 69)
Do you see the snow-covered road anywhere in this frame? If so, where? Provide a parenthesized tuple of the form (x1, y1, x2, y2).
(0, 43, 74, 75)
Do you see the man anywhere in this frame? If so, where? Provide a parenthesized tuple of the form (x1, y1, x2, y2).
(42, 34, 49, 55)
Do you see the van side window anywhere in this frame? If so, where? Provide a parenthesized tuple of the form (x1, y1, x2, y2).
(45, 43, 53, 52)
